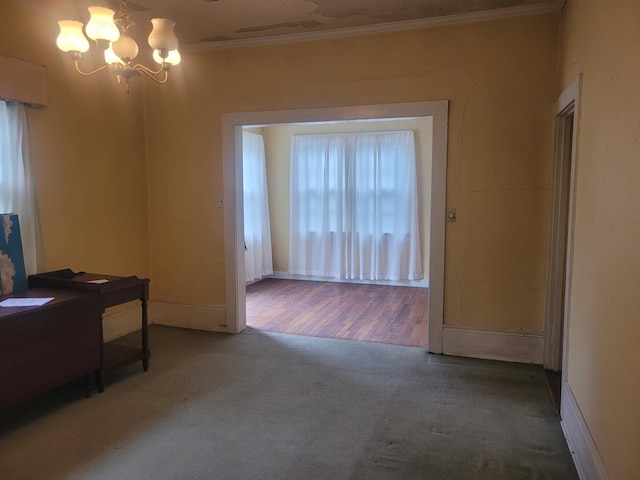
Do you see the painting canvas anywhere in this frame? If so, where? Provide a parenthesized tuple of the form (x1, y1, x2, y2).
(0, 214, 27, 295)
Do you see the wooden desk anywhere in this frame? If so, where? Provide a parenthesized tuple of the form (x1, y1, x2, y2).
(0, 288, 103, 411)
(29, 269, 150, 391)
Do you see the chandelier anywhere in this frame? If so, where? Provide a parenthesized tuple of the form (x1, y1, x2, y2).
(56, 0, 181, 92)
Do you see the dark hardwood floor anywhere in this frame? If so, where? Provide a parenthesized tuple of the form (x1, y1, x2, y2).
(246, 278, 428, 347)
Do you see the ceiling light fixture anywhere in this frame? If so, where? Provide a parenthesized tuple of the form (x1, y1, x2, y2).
(56, 0, 180, 92)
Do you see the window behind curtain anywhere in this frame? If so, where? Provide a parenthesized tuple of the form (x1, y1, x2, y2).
(0, 100, 40, 275)
(289, 130, 422, 282)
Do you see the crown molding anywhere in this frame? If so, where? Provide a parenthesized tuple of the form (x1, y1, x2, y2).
(184, 1, 565, 52)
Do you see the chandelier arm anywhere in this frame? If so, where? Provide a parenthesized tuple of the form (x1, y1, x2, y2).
(73, 59, 109, 76)
(132, 64, 170, 84)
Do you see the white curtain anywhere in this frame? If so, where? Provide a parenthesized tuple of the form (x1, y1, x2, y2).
(243, 131, 273, 282)
(289, 131, 422, 281)
(0, 100, 41, 275)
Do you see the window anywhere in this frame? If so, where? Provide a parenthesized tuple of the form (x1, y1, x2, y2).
(289, 131, 422, 281)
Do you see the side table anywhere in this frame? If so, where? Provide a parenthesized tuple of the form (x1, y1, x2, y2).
(29, 269, 150, 392)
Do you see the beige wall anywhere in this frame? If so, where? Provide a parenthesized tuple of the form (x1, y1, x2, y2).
(145, 14, 558, 334)
(559, 1, 640, 478)
(260, 118, 433, 281)
(5, 4, 558, 342)
(1, 2, 150, 280)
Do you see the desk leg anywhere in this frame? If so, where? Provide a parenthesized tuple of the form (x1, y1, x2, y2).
(142, 297, 149, 371)
(95, 369, 104, 393)
(84, 374, 92, 398)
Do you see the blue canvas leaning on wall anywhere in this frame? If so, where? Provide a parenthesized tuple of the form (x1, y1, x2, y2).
(0, 214, 28, 295)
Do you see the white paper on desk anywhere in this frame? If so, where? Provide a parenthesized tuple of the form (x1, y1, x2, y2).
(87, 279, 109, 284)
(0, 297, 55, 307)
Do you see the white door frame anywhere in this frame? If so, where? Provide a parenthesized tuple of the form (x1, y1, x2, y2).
(549, 76, 611, 479)
(544, 75, 581, 373)
(222, 101, 449, 353)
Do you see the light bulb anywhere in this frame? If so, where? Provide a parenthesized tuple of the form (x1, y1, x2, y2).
(104, 45, 124, 65)
(148, 18, 179, 51)
(153, 49, 181, 66)
(56, 20, 90, 53)
(85, 6, 120, 43)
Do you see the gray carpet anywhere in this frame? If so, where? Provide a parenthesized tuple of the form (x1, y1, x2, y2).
(0, 325, 578, 480)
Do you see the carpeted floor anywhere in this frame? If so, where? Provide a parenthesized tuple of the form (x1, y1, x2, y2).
(0, 325, 578, 480)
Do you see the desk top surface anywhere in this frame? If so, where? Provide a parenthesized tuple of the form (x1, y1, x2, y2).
(0, 287, 98, 319)
(29, 269, 149, 295)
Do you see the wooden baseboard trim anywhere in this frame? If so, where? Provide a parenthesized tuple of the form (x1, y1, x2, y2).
(561, 381, 610, 480)
(149, 301, 231, 333)
(442, 325, 544, 364)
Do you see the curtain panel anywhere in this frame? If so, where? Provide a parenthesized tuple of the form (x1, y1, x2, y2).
(242, 131, 273, 282)
(289, 131, 422, 282)
(0, 100, 41, 276)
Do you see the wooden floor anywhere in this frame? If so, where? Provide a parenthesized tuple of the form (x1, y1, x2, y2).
(246, 278, 428, 347)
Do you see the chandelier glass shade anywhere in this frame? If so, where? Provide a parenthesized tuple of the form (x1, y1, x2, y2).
(56, 0, 180, 91)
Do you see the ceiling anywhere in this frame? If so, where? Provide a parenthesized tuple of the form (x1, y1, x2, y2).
(28, 0, 565, 49)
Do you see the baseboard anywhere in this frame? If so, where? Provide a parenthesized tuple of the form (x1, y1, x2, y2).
(561, 381, 610, 480)
(442, 325, 544, 364)
(103, 304, 144, 342)
(267, 271, 429, 288)
(149, 300, 231, 333)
